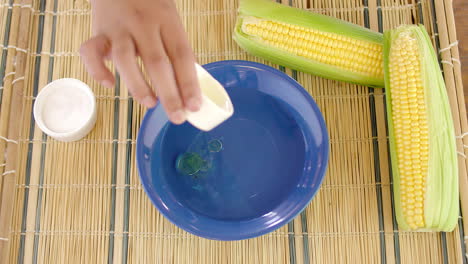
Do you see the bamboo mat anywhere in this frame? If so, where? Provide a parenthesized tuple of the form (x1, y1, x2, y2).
(0, 0, 467, 263)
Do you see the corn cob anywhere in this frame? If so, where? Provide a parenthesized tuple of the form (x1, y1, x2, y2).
(384, 25, 458, 231)
(233, 0, 385, 87)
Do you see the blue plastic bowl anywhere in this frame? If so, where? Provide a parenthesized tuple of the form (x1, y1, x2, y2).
(136, 60, 329, 241)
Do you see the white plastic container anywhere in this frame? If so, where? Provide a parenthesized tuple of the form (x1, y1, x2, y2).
(33, 78, 97, 142)
(185, 63, 234, 131)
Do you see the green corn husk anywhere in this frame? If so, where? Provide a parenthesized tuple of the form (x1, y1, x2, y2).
(384, 24, 458, 231)
(233, 0, 385, 87)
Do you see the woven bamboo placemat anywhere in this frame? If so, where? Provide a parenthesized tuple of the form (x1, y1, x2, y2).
(0, 0, 467, 263)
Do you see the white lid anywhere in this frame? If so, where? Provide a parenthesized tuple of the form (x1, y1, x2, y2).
(33, 78, 97, 142)
(185, 64, 234, 131)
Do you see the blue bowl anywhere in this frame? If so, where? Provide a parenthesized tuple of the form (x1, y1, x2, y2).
(136, 60, 329, 241)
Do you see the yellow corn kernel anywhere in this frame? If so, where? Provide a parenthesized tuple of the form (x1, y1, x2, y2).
(241, 18, 383, 79)
(388, 31, 428, 229)
(385, 25, 459, 232)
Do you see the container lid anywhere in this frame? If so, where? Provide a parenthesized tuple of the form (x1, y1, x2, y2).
(33, 78, 97, 142)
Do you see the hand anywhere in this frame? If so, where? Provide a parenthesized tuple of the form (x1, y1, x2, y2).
(79, 0, 202, 124)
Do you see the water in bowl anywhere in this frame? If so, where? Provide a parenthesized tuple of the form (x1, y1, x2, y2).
(156, 88, 306, 221)
(175, 135, 223, 178)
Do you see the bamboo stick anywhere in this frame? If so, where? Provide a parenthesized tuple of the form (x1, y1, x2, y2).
(0, 0, 33, 261)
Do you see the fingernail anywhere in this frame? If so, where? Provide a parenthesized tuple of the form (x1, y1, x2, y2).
(169, 110, 186, 124)
(102, 80, 113, 89)
(186, 97, 202, 112)
(142, 96, 157, 108)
